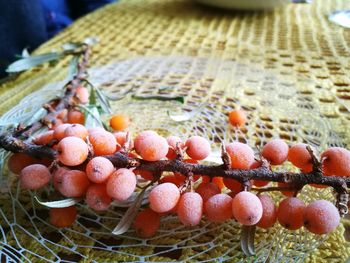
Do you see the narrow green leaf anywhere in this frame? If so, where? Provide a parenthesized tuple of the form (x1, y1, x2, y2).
(34, 196, 80, 208)
(69, 55, 79, 79)
(240, 225, 256, 256)
(6, 52, 63, 73)
(132, 94, 184, 104)
(78, 105, 104, 128)
(94, 86, 112, 114)
(89, 85, 97, 105)
(62, 42, 81, 51)
(112, 188, 147, 235)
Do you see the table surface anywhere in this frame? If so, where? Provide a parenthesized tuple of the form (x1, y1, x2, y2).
(0, 0, 350, 262)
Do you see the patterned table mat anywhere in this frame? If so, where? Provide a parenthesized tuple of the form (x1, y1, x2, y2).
(0, 0, 350, 262)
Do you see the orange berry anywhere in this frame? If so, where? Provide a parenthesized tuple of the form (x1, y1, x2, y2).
(49, 206, 77, 228)
(309, 183, 328, 189)
(250, 160, 262, 169)
(33, 130, 54, 145)
(85, 184, 112, 211)
(58, 170, 90, 197)
(277, 197, 306, 230)
(149, 183, 180, 213)
(134, 170, 154, 181)
(133, 208, 160, 238)
(88, 127, 106, 135)
(223, 178, 242, 194)
(20, 164, 51, 190)
(278, 182, 295, 197)
(304, 200, 340, 235)
(134, 130, 158, 150)
(185, 136, 211, 160)
(196, 182, 221, 202)
(114, 131, 134, 151)
(89, 131, 117, 156)
(232, 191, 263, 226)
(253, 180, 269, 188)
(75, 86, 89, 104)
(205, 193, 233, 222)
(135, 134, 168, 161)
(288, 143, 313, 170)
(201, 176, 211, 184)
(50, 118, 63, 130)
(212, 177, 225, 189)
(53, 123, 71, 141)
(86, 157, 114, 183)
(67, 109, 84, 125)
(159, 175, 184, 187)
(57, 137, 88, 166)
(106, 168, 136, 201)
(228, 109, 247, 127)
(8, 153, 38, 174)
(52, 166, 69, 191)
(110, 114, 130, 131)
(64, 124, 88, 140)
(262, 139, 289, 165)
(321, 147, 350, 176)
(166, 136, 183, 159)
(57, 109, 68, 120)
(225, 142, 255, 169)
(177, 192, 203, 226)
(257, 194, 277, 229)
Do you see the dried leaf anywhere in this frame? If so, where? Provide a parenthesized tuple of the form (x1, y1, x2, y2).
(112, 188, 147, 235)
(132, 94, 184, 104)
(204, 151, 222, 164)
(240, 225, 256, 256)
(6, 52, 63, 73)
(167, 103, 207, 122)
(34, 196, 80, 208)
(84, 37, 99, 46)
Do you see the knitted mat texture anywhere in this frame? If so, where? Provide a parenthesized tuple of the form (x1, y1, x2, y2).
(0, 0, 350, 262)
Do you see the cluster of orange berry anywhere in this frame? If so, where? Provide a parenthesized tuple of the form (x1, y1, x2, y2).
(133, 134, 347, 237)
(6, 106, 350, 238)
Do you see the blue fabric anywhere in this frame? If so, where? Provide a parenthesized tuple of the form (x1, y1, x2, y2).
(41, 0, 72, 38)
(0, 0, 115, 77)
(0, 0, 47, 77)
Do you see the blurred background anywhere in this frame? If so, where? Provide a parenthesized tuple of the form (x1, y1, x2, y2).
(0, 0, 116, 77)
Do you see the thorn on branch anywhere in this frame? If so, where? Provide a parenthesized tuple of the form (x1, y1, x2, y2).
(306, 145, 322, 175)
(221, 142, 231, 170)
(122, 132, 132, 153)
(175, 142, 185, 160)
(335, 181, 349, 217)
(43, 103, 56, 113)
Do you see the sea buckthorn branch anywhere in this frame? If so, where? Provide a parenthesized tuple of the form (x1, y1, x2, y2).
(0, 132, 57, 159)
(1, 134, 349, 200)
(2, 133, 349, 198)
(14, 44, 91, 138)
(106, 151, 350, 188)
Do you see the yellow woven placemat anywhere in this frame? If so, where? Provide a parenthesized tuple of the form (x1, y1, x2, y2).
(0, 0, 350, 262)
